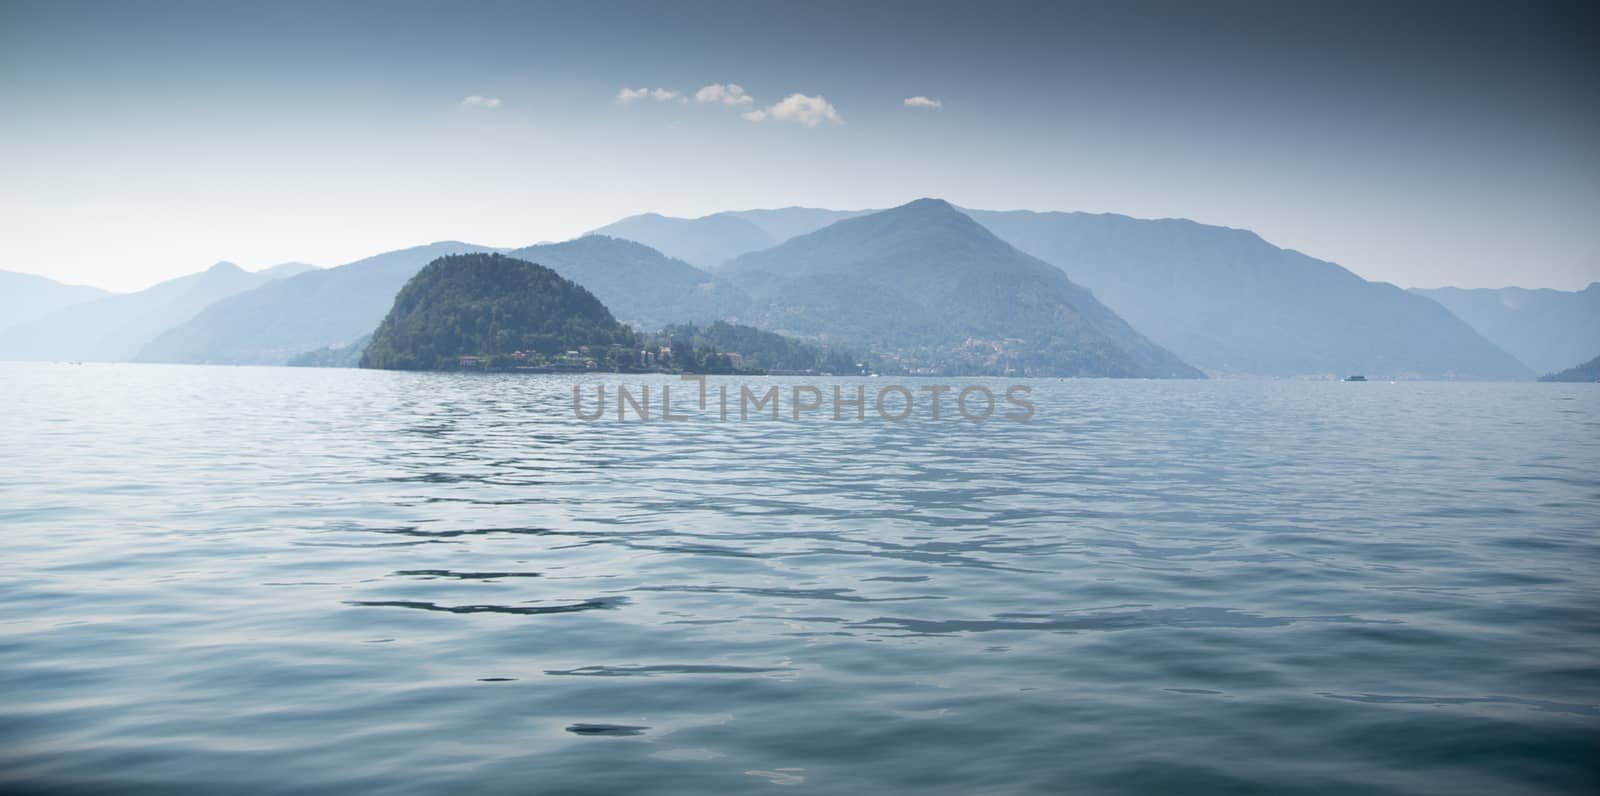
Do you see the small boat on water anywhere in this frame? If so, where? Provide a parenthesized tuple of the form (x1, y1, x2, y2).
(1344, 375, 1367, 382)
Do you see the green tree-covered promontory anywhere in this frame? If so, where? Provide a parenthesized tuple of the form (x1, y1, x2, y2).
(359, 253, 638, 370)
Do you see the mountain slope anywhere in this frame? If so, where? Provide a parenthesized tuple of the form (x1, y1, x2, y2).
(0, 262, 310, 361)
(136, 242, 498, 365)
(720, 207, 873, 244)
(588, 207, 871, 268)
(1411, 284, 1600, 375)
(587, 213, 776, 269)
(258, 262, 321, 280)
(360, 253, 636, 370)
(723, 199, 1202, 378)
(1538, 353, 1600, 382)
(966, 209, 1532, 379)
(506, 236, 746, 329)
(0, 271, 112, 333)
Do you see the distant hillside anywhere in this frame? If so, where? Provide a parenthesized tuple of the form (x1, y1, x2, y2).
(965, 209, 1532, 379)
(287, 333, 370, 368)
(506, 236, 746, 329)
(659, 321, 859, 374)
(723, 199, 1202, 378)
(0, 271, 111, 333)
(259, 262, 321, 279)
(587, 213, 775, 269)
(1538, 353, 1600, 382)
(360, 254, 636, 370)
(0, 262, 311, 362)
(589, 207, 869, 268)
(721, 208, 873, 244)
(1412, 284, 1600, 375)
(136, 242, 498, 365)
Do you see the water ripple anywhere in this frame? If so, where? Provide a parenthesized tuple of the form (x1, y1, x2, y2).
(1, 366, 1595, 795)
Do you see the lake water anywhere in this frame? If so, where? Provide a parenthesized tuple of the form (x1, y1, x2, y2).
(1, 363, 1596, 794)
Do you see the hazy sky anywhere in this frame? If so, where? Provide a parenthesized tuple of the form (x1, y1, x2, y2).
(2, 0, 1596, 292)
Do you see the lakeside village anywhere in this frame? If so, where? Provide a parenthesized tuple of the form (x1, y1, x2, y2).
(438, 335, 1036, 378)
(414, 319, 868, 377)
(452, 343, 745, 374)
(442, 334, 1041, 378)
(449, 339, 863, 377)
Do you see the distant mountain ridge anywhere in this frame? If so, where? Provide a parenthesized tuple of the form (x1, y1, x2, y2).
(588, 207, 869, 269)
(960, 209, 1532, 379)
(723, 199, 1203, 378)
(0, 261, 314, 362)
(589, 203, 1538, 378)
(137, 242, 499, 365)
(0, 271, 112, 333)
(1411, 283, 1600, 375)
(14, 201, 1564, 381)
(506, 236, 743, 330)
(139, 237, 751, 366)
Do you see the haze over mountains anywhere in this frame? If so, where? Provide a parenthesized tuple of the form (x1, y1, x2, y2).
(136, 242, 499, 365)
(0, 271, 111, 333)
(504, 236, 742, 331)
(589, 208, 867, 269)
(1412, 284, 1600, 375)
(964, 210, 1532, 379)
(137, 238, 737, 365)
(0, 262, 315, 362)
(584, 204, 1546, 378)
(0, 199, 1587, 380)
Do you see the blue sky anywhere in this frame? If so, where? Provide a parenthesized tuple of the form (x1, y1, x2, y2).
(2, 0, 1596, 291)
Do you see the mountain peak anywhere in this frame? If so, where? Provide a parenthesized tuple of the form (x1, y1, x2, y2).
(807, 197, 998, 249)
(207, 261, 244, 274)
(892, 197, 959, 215)
(875, 198, 989, 234)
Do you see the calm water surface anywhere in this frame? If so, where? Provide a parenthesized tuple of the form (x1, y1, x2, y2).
(1, 363, 1596, 794)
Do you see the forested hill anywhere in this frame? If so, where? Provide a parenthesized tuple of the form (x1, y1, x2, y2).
(359, 253, 637, 370)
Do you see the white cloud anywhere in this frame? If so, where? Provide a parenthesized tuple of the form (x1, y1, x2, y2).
(695, 83, 754, 106)
(461, 95, 502, 108)
(903, 95, 942, 110)
(744, 93, 842, 127)
(618, 87, 684, 104)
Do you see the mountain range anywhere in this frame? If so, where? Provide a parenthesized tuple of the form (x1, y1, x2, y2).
(121, 202, 1202, 377)
(964, 210, 1532, 379)
(1411, 284, 1600, 375)
(0, 271, 111, 333)
(2, 199, 1587, 380)
(721, 199, 1201, 377)
(504, 236, 743, 331)
(589, 208, 867, 269)
(592, 204, 1536, 378)
(135, 242, 498, 365)
(0, 261, 315, 362)
(135, 237, 741, 365)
